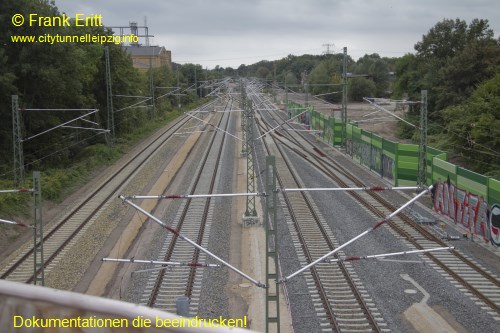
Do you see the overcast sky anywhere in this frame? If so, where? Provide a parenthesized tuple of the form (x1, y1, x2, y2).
(54, 0, 499, 69)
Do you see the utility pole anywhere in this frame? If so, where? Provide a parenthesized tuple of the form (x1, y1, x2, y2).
(303, 71, 309, 107)
(323, 43, 335, 55)
(104, 46, 115, 145)
(240, 82, 247, 156)
(194, 66, 198, 98)
(33, 171, 44, 286)
(341, 47, 348, 148)
(12, 95, 24, 185)
(204, 67, 208, 98)
(243, 99, 259, 227)
(149, 47, 155, 118)
(265, 156, 280, 333)
(285, 74, 288, 117)
(177, 69, 181, 109)
(417, 90, 428, 187)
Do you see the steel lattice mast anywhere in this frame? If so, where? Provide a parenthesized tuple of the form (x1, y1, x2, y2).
(240, 81, 247, 156)
(12, 95, 24, 185)
(418, 90, 428, 187)
(149, 47, 155, 118)
(341, 46, 348, 148)
(33, 171, 44, 286)
(104, 46, 115, 145)
(265, 156, 280, 332)
(244, 97, 258, 224)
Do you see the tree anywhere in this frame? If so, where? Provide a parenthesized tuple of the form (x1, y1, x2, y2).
(441, 74, 500, 176)
(349, 77, 376, 102)
(394, 18, 499, 125)
(353, 54, 391, 97)
(308, 56, 344, 103)
(256, 66, 270, 79)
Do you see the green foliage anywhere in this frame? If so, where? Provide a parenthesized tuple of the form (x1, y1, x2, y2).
(440, 74, 500, 175)
(0, 0, 216, 217)
(284, 72, 298, 86)
(352, 53, 391, 97)
(256, 66, 270, 79)
(309, 57, 343, 103)
(0, 179, 30, 217)
(349, 78, 376, 101)
(394, 18, 499, 125)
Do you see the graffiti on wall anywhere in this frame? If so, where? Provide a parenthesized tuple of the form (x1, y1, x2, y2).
(381, 154, 394, 180)
(371, 147, 382, 174)
(361, 143, 371, 167)
(325, 126, 333, 145)
(433, 179, 499, 246)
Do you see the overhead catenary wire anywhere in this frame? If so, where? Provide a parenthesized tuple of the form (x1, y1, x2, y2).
(326, 246, 455, 263)
(61, 125, 109, 132)
(184, 112, 243, 142)
(281, 185, 433, 283)
(363, 97, 418, 129)
(119, 195, 266, 288)
(122, 186, 419, 202)
(22, 110, 99, 142)
(255, 108, 309, 140)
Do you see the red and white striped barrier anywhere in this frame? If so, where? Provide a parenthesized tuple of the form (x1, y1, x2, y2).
(326, 246, 454, 263)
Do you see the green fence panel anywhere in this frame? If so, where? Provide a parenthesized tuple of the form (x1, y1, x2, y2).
(360, 130, 371, 167)
(457, 167, 488, 201)
(324, 117, 333, 144)
(351, 126, 362, 161)
(361, 130, 371, 144)
(432, 157, 457, 185)
(397, 144, 419, 185)
(382, 138, 397, 159)
(352, 126, 361, 141)
(370, 134, 383, 175)
(333, 118, 342, 146)
(311, 110, 317, 129)
(426, 148, 446, 185)
(489, 178, 500, 207)
(371, 134, 383, 149)
(346, 123, 354, 140)
(320, 113, 326, 139)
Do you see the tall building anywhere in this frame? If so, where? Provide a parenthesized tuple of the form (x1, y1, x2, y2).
(124, 45, 172, 70)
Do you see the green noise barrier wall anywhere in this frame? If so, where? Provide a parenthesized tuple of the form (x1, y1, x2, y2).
(285, 101, 499, 208)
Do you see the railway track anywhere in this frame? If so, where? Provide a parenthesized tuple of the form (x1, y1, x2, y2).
(139, 96, 234, 314)
(0, 98, 221, 284)
(256, 88, 500, 320)
(249, 87, 386, 332)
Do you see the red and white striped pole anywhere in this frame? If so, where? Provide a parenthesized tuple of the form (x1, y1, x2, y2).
(326, 246, 454, 263)
(0, 188, 33, 194)
(102, 257, 220, 267)
(0, 218, 33, 228)
(122, 192, 265, 200)
(281, 186, 420, 192)
(102, 258, 221, 274)
(119, 196, 266, 288)
(122, 186, 417, 201)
